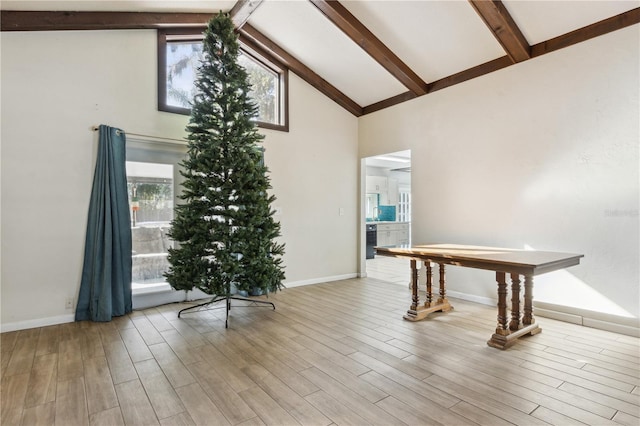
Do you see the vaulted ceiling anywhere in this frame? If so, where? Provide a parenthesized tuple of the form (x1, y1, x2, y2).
(2, 1, 639, 116)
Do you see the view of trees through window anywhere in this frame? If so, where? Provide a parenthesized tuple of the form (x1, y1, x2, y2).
(166, 42, 202, 109)
(238, 53, 278, 124)
(127, 179, 173, 225)
(166, 41, 280, 125)
(126, 161, 174, 286)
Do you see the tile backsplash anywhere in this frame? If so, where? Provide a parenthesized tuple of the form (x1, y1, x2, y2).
(378, 205, 396, 222)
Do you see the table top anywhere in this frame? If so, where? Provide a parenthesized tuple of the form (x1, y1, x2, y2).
(375, 244, 584, 275)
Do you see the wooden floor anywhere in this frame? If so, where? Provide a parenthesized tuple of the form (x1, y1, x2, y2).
(2, 277, 639, 426)
(366, 256, 410, 286)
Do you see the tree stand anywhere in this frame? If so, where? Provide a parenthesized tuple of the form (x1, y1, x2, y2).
(177, 294, 275, 328)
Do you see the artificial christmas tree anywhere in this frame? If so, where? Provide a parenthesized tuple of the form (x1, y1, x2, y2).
(165, 13, 285, 327)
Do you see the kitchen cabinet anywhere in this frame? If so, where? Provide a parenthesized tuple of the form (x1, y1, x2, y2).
(366, 176, 387, 194)
(396, 225, 409, 246)
(377, 225, 392, 247)
(387, 178, 398, 206)
(376, 222, 410, 248)
(366, 176, 398, 206)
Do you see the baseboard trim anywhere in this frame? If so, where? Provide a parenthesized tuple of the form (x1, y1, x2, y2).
(284, 273, 359, 288)
(1, 314, 75, 333)
(447, 290, 495, 307)
(582, 317, 640, 337)
(533, 307, 583, 325)
(534, 302, 639, 337)
(446, 290, 639, 338)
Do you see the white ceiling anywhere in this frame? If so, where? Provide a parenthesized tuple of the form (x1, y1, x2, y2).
(3, 0, 639, 109)
(505, 0, 638, 44)
(342, 1, 506, 83)
(249, 0, 407, 106)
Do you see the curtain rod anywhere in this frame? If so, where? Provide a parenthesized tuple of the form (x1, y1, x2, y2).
(91, 126, 187, 144)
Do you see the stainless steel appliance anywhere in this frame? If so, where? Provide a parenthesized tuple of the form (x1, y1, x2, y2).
(366, 223, 377, 259)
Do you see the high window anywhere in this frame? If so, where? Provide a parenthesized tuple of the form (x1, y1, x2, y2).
(158, 29, 288, 131)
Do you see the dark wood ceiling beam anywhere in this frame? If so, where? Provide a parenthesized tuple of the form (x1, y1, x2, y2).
(0, 10, 213, 31)
(469, 0, 530, 63)
(309, 0, 428, 96)
(531, 7, 640, 57)
(363, 56, 512, 115)
(428, 56, 513, 93)
(239, 24, 363, 116)
(363, 6, 639, 114)
(229, 0, 263, 29)
(362, 92, 416, 116)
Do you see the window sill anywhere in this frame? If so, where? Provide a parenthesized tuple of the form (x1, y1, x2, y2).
(132, 282, 173, 295)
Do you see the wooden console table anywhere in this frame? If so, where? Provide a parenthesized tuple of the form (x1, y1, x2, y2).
(375, 244, 583, 349)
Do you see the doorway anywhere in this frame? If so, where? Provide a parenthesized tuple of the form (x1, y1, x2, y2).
(362, 150, 412, 285)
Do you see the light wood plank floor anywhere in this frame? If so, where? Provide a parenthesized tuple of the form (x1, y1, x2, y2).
(366, 256, 410, 286)
(2, 277, 639, 426)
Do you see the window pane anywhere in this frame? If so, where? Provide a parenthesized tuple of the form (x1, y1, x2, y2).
(166, 42, 203, 109)
(163, 40, 281, 125)
(398, 191, 411, 223)
(239, 52, 279, 124)
(126, 161, 174, 286)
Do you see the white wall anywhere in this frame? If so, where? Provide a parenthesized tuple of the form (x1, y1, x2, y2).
(359, 26, 639, 326)
(0, 30, 358, 329)
(262, 74, 359, 286)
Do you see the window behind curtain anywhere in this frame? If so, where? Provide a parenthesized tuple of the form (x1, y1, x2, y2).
(126, 139, 186, 302)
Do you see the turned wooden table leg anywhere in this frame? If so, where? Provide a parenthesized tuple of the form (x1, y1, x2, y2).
(495, 271, 510, 336)
(523, 275, 535, 326)
(404, 259, 451, 321)
(437, 263, 445, 304)
(424, 262, 433, 308)
(404, 259, 428, 321)
(488, 272, 541, 349)
(404, 260, 452, 321)
(410, 259, 419, 311)
(509, 273, 522, 331)
(435, 263, 452, 312)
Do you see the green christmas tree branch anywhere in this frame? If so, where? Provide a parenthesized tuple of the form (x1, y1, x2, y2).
(165, 13, 285, 297)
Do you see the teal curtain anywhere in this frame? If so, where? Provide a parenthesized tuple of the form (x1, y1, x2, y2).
(75, 125, 132, 321)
